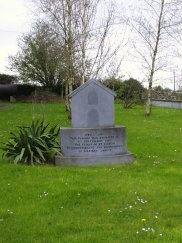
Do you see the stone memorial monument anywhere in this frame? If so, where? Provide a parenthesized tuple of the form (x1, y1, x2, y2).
(55, 79, 134, 166)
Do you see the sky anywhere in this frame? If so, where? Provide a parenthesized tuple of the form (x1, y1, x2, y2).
(0, 0, 33, 73)
(0, 0, 180, 90)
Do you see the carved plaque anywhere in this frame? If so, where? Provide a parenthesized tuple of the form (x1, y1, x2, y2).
(61, 127, 127, 157)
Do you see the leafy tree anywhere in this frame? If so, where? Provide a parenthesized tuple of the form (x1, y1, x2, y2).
(9, 22, 67, 90)
(153, 85, 163, 92)
(0, 73, 17, 84)
(117, 78, 145, 109)
(163, 88, 172, 92)
(102, 78, 123, 93)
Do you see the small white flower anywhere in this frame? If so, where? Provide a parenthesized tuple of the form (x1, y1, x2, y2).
(108, 209, 111, 212)
(142, 228, 146, 231)
(77, 193, 80, 196)
(159, 233, 163, 236)
(136, 231, 139, 234)
(155, 215, 158, 219)
(129, 205, 132, 209)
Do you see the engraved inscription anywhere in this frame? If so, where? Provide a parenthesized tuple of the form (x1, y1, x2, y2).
(65, 131, 124, 156)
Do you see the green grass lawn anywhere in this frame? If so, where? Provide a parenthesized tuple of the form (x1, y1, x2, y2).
(0, 102, 182, 243)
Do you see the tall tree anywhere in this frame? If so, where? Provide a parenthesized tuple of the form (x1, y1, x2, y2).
(32, 0, 117, 113)
(129, 0, 182, 115)
(9, 22, 67, 89)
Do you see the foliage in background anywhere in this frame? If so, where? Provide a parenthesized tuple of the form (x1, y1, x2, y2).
(152, 85, 182, 101)
(0, 73, 17, 84)
(2, 120, 60, 165)
(117, 78, 145, 108)
(9, 22, 67, 90)
(102, 78, 123, 93)
(153, 85, 172, 93)
(103, 77, 145, 108)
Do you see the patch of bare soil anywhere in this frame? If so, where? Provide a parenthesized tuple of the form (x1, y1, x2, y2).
(0, 105, 9, 110)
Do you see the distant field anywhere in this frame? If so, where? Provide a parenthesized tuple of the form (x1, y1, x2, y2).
(0, 102, 182, 242)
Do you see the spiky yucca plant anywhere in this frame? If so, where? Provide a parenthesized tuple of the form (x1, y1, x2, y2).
(2, 120, 60, 165)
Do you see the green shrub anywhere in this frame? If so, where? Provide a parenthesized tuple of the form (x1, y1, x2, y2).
(2, 120, 60, 165)
(117, 78, 145, 108)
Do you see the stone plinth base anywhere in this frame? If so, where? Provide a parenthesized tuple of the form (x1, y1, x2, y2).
(55, 126, 134, 166)
(55, 152, 134, 166)
(60, 126, 128, 157)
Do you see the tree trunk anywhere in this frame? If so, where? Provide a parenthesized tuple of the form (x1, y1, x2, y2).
(145, 78, 153, 116)
(145, 0, 165, 116)
(61, 82, 64, 101)
(65, 81, 69, 111)
(67, 0, 73, 119)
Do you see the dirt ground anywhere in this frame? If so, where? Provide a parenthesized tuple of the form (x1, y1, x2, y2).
(0, 105, 9, 110)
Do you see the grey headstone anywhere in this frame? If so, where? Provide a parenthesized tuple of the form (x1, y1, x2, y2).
(55, 79, 134, 166)
(70, 79, 116, 128)
(10, 96, 16, 103)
